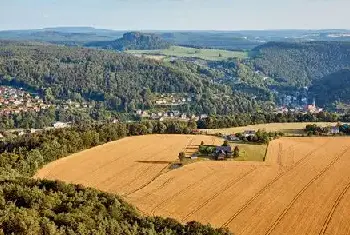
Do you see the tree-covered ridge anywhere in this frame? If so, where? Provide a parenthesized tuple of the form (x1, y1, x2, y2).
(0, 41, 259, 115)
(309, 69, 350, 106)
(253, 41, 350, 87)
(86, 32, 172, 51)
(0, 178, 230, 235)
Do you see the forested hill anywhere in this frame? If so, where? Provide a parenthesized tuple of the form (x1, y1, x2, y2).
(0, 41, 258, 115)
(86, 32, 171, 50)
(309, 69, 350, 106)
(252, 41, 350, 87)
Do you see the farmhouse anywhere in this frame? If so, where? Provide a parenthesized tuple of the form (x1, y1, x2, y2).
(214, 146, 232, 160)
(330, 126, 340, 134)
(243, 130, 256, 138)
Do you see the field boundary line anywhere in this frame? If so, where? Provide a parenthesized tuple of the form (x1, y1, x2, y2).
(264, 146, 350, 235)
(220, 139, 331, 228)
(150, 169, 218, 216)
(181, 166, 257, 222)
(72, 142, 152, 182)
(103, 138, 185, 191)
(123, 162, 172, 197)
(319, 179, 350, 235)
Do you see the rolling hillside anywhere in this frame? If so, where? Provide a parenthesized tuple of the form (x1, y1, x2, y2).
(0, 41, 259, 115)
(309, 69, 350, 106)
(253, 41, 350, 87)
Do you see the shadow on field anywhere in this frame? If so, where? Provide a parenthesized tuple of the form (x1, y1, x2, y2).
(136, 161, 173, 165)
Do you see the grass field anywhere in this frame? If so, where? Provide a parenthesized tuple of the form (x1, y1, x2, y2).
(202, 122, 341, 136)
(230, 142, 267, 161)
(35, 135, 350, 235)
(127, 45, 248, 61)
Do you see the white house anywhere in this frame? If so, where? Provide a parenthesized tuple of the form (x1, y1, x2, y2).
(53, 122, 70, 129)
(243, 130, 256, 138)
(330, 126, 340, 134)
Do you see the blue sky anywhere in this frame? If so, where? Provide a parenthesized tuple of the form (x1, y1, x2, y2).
(0, 0, 349, 30)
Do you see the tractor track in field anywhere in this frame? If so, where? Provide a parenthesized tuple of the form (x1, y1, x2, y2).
(101, 139, 184, 191)
(319, 179, 350, 235)
(264, 146, 350, 235)
(72, 142, 152, 182)
(123, 163, 172, 197)
(220, 139, 331, 229)
(150, 169, 218, 216)
(181, 166, 257, 222)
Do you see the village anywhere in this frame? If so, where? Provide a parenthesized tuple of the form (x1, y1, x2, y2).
(274, 97, 324, 114)
(0, 86, 50, 115)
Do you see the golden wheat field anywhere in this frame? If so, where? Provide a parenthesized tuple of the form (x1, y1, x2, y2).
(35, 135, 350, 235)
(202, 122, 340, 135)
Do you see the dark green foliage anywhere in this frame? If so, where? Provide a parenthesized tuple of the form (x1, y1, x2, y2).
(0, 178, 231, 235)
(199, 145, 216, 155)
(87, 32, 171, 50)
(253, 41, 350, 88)
(309, 69, 350, 106)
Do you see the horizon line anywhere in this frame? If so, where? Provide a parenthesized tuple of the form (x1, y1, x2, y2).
(1, 26, 350, 32)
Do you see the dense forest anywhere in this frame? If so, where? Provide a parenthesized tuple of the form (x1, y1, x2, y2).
(253, 41, 350, 88)
(0, 41, 261, 115)
(0, 122, 231, 235)
(0, 178, 231, 235)
(86, 32, 172, 51)
(309, 69, 350, 106)
(197, 111, 343, 129)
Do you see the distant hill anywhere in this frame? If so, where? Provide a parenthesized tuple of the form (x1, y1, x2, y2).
(86, 32, 172, 50)
(252, 41, 350, 87)
(309, 69, 350, 106)
(0, 27, 124, 45)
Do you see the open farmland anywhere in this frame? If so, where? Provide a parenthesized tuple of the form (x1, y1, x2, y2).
(127, 45, 248, 61)
(202, 122, 341, 135)
(36, 135, 350, 235)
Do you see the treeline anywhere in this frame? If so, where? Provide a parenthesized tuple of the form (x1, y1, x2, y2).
(197, 112, 342, 129)
(0, 121, 231, 234)
(235, 130, 284, 144)
(305, 123, 350, 136)
(0, 107, 128, 130)
(0, 41, 260, 115)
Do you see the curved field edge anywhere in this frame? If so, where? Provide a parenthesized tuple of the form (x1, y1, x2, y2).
(35, 135, 350, 235)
